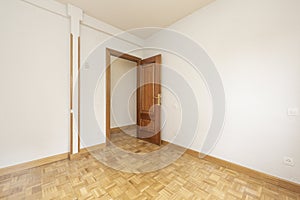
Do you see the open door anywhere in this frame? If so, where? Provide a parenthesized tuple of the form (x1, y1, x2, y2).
(137, 55, 161, 145)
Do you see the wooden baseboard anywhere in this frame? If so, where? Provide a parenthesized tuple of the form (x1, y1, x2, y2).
(0, 153, 69, 176)
(202, 154, 300, 193)
(110, 124, 136, 134)
(162, 140, 300, 193)
(2, 141, 299, 193)
(68, 152, 81, 160)
(69, 143, 106, 160)
(0, 144, 106, 174)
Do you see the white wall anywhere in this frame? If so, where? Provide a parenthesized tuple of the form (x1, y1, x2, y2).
(149, 0, 300, 183)
(79, 24, 109, 149)
(1, 0, 299, 185)
(110, 56, 137, 128)
(0, 0, 143, 167)
(142, 49, 212, 151)
(0, 0, 69, 168)
(79, 24, 143, 148)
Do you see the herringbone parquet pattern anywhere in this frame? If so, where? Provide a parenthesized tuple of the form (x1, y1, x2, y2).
(0, 132, 299, 199)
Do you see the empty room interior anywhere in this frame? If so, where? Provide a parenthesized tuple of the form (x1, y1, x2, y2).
(0, 0, 300, 199)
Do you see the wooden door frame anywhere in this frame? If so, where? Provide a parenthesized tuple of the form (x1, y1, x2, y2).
(106, 48, 142, 141)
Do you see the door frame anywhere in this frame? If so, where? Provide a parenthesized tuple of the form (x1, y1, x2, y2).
(106, 48, 142, 141)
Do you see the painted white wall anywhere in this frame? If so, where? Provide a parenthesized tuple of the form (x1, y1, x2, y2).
(0, 0, 69, 168)
(146, 0, 300, 183)
(79, 25, 109, 149)
(1, 0, 299, 185)
(80, 24, 143, 148)
(142, 49, 212, 150)
(0, 0, 143, 166)
(110, 56, 137, 128)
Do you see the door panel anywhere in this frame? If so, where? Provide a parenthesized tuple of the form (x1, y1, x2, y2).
(137, 55, 161, 145)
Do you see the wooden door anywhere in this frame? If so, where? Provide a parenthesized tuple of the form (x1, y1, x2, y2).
(137, 55, 161, 145)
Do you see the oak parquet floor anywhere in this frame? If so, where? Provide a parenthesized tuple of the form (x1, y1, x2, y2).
(0, 131, 299, 200)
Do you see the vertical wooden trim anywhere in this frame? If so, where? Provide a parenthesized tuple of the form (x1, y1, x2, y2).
(136, 60, 141, 130)
(156, 55, 162, 145)
(70, 34, 73, 154)
(106, 49, 111, 142)
(78, 36, 81, 152)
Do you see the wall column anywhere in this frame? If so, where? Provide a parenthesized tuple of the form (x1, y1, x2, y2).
(67, 4, 82, 156)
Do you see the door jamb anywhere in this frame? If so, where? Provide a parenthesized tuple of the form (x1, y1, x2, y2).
(106, 48, 141, 142)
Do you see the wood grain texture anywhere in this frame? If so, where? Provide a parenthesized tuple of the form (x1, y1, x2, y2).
(70, 34, 73, 154)
(78, 36, 81, 153)
(110, 124, 137, 134)
(162, 140, 300, 193)
(106, 48, 111, 143)
(69, 143, 106, 160)
(0, 153, 68, 176)
(202, 154, 300, 194)
(0, 132, 299, 199)
(0, 145, 105, 175)
(137, 55, 162, 145)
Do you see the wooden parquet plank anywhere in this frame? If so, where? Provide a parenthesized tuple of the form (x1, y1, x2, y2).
(0, 131, 299, 199)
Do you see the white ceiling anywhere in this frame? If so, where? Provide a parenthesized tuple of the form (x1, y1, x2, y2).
(56, 0, 215, 38)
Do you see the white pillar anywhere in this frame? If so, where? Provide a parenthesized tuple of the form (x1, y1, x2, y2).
(67, 4, 82, 155)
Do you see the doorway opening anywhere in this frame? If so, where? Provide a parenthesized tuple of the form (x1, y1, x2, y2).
(106, 48, 162, 146)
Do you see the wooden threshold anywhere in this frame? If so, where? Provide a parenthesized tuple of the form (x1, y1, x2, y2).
(162, 140, 300, 193)
(110, 124, 136, 134)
